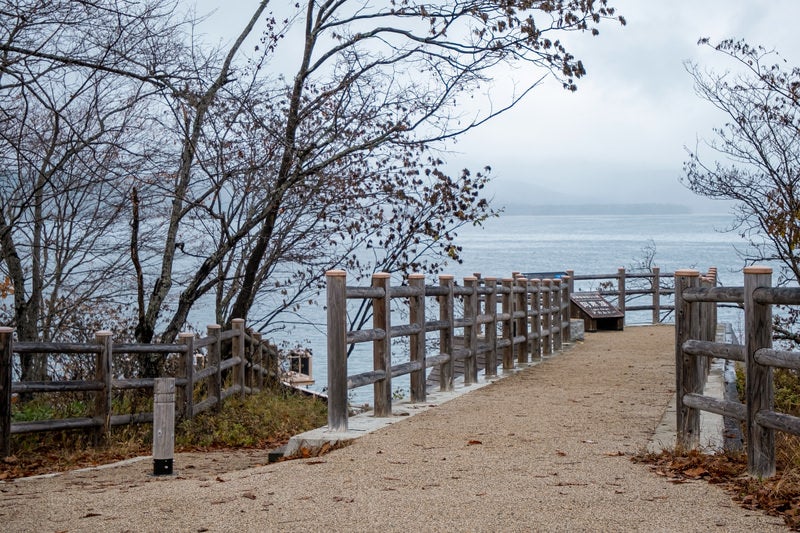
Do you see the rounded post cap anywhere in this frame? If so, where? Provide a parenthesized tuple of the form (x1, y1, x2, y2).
(325, 269, 346, 277)
(95, 330, 113, 337)
(408, 273, 425, 280)
(439, 274, 454, 281)
(464, 276, 478, 282)
(744, 266, 772, 275)
(207, 323, 222, 330)
(372, 272, 390, 279)
(178, 332, 194, 339)
(0, 327, 14, 333)
(675, 269, 700, 277)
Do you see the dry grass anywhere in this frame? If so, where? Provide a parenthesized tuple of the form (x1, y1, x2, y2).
(0, 387, 327, 480)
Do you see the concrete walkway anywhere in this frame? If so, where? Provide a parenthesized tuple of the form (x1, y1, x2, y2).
(1, 326, 788, 532)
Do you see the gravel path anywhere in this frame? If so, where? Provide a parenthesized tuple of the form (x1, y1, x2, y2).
(0, 325, 788, 532)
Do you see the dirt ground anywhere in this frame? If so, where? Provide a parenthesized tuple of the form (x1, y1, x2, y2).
(0, 325, 789, 532)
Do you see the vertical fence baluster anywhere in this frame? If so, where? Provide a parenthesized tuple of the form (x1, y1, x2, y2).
(439, 275, 455, 392)
(561, 276, 571, 343)
(94, 330, 113, 442)
(652, 267, 661, 324)
(501, 278, 513, 372)
(326, 270, 348, 432)
(553, 279, 563, 352)
(744, 266, 775, 478)
(207, 324, 222, 411)
(484, 278, 498, 377)
(675, 270, 700, 449)
(252, 332, 264, 390)
(178, 332, 195, 419)
(232, 318, 246, 399)
(464, 276, 479, 385)
(409, 273, 426, 402)
(530, 279, 542, 360)
(617, 267, 626, 323)
(373, 273, 391, 417)
(515, 277, 529, 365)
(542, 280, 552, 357)
(0, 327, 13, 457)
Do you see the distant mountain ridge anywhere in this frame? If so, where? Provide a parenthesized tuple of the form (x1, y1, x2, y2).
(499, 203, 693, 216)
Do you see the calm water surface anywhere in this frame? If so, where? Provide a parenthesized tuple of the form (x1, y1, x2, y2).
(285, 213, 752, 402)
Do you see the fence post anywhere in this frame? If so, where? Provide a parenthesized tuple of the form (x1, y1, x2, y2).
(326, 270, 348, 432)
(501, 278, 513, 372)
(0, 327, 13, 457)
(542, 279, 553, 357)
(178, 332, 195, 419)
(207, 324, 222, 411)
(439, 275, 455, 392)
(617, 267, 626, 323)
(744, 266, 775, 478)
(561, 276, 571, 343)
(652, 266, 661, 324)
(566, 270, 575, 294)
(153, 377, 175, 476)
(252, 332, 264, 390)
(484, 277, 498, 377)
(409, 273, 426, 402)
(232, 319, 246, 399)
(552, 279, 563, 352)
(372, 273, 392, 417)
(464, 276, 479, 384)
(674, 270, 700, 449)
(515, 277, 529, 365)
(94, 330, 113, 442)
(529, 279, 542, 360)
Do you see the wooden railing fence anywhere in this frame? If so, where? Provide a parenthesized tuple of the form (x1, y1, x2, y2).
(567, 267, 684, 324)
(325, 270, 572, 432)
(0, 319, 279, 456)
(675, 266, 800, 478)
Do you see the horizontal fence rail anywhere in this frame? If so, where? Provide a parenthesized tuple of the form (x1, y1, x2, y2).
(0, 319, 281, 456)
(325, 270, 572, 432)
(675, 266, 800, 478)
(567, 267, 683, 324)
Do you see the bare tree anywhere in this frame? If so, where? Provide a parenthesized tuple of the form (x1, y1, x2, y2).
(683, 39, 800, 344)
(1, 1, 626, 376)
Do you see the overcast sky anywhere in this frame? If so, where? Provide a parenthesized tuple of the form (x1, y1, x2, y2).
(452, 0, 800, 212)
(193, 1, 800, 213)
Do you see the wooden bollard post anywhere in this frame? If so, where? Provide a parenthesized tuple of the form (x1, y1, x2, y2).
(326, 270, 348, 432)
(439, 275, 455, 392)
(0, 327, 13, 458)
(675, 270, 701, 449)
(409, 273, 426, 402)
(153, 378, 176, 476)
(484, 278, 498, 377)
(744, 266, 775, 478)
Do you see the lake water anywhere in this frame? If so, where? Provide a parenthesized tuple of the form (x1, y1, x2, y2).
(279, 212, 754, 404)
